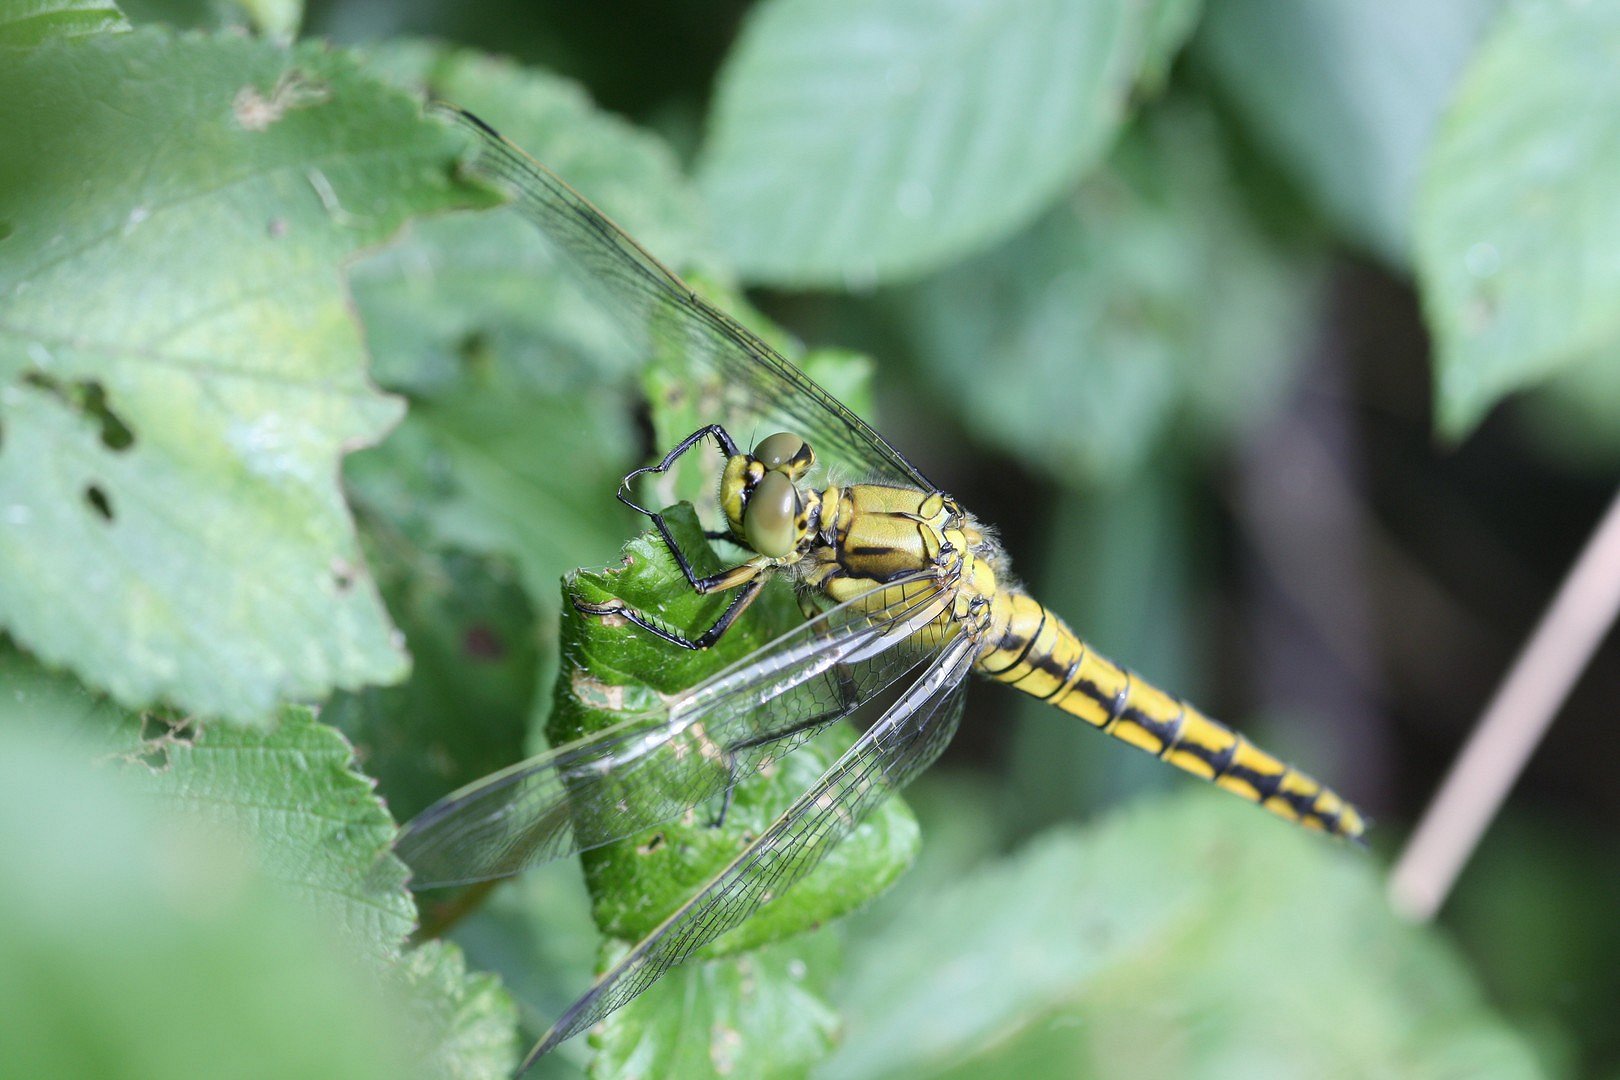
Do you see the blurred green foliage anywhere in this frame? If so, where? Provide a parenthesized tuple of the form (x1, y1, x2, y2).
(3, 0, 1617, 1075)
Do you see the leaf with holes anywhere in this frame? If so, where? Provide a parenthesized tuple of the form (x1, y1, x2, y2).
(0, 29, 498, 722)
(553, 505, 921, 957)
(104, 705, 417, 958)
(696, 0, 1202, 286)
(0, 651, 521, 1078)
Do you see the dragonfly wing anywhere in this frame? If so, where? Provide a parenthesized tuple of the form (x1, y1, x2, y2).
(433, 104, 931, 489)
(520, 632, 978, 1068)
(395, 571, 958, 888)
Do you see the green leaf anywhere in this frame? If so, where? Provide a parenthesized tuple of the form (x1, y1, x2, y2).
(234, 0, 300, 39)
(0, 30, 496, 721)
(823, 792, 1542, 1080)
(552, 505, 920, 955)
(1514, 355, 1620, 472)
(105, 705, 418, 959)
(0, 0, 128, 45)
(0, 653, 522, 1077)
(446, 861, 601, 1053)
(1415, 0, 1620, 438)
(899, 100, 1320, 486)
(697, 0, 1203, 287)
(593, 934, 842, 1080)
(0, 713, 414, 1077)
(1196, 0, 1503, 265)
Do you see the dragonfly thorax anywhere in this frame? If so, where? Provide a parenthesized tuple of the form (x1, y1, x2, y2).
(720, 432, 820, 559)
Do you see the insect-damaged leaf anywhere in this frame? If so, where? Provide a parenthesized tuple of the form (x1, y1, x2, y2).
(551, 504, 921, 957)
(0, 29, 495, 722)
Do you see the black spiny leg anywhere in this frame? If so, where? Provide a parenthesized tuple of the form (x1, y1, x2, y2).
(613, 424, 751, 596)
(576, 565, 769, 651)
(578, 423, 772, 650)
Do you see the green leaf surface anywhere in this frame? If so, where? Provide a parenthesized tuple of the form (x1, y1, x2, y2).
(1197, 0, 1503, 265)
(0, 710, 414, 1078)
(697, 0, 1203, 286)
(104, 705, 417, 960)
(899, 101, 1320, 486)
(552, 505, 920, 956)
(0, 29, 495, 721)
(823, 792, 1543, 1080)
(234, 0, 300, 38)
(0, 0, 128, 45)
(593, 934, 842, 1080)
(0, 652, 522, 1077)
(1515, 356, 1620, 472)
(1415, 0, 1620, 438)
(446, 860, 600, 1060)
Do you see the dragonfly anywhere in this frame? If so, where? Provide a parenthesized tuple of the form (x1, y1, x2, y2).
(396, 105, 1368, 1073)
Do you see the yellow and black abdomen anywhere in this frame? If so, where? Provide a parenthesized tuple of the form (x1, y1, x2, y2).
(976, 590, 1366, 842)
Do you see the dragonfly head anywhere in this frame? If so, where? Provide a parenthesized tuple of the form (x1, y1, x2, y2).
(720, 432, 817, 559)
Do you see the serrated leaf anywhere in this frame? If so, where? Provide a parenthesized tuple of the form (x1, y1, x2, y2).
(899, 101, 1320, 486)
(1197, 0, 1502, 265)
(0, 30, 497, 721)
(823, 793, 1541, 1080)
(552, 505, 920, 956)
(1415, 0, 1620, 438)
(593, 934, 842, 1080)
(103, 705, 417, 960)
(0, 0, 128, 45)
(0, 715, 418, 1079)
(697, 0, 1202, 286)
(0, 651, 522, 1078)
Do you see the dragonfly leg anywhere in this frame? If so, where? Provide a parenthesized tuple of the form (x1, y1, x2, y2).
(577, 570, 769, 651)
(647, 512, 758, 594)
(616, 425, 740, 518)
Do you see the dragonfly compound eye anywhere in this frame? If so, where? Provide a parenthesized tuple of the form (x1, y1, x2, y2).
(754, 431, 813, 474)
(743, 471, 800, 557)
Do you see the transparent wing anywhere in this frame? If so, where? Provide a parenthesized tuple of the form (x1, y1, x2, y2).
(395, 572, 957, 888)
(520, 632, 978, 1069)
(433, 103, 930, 489)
